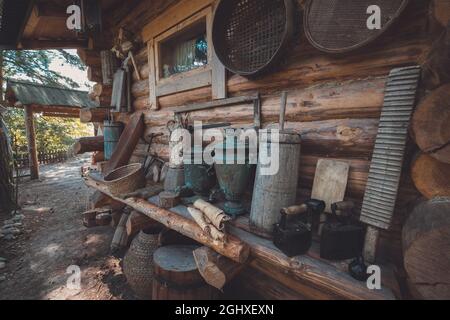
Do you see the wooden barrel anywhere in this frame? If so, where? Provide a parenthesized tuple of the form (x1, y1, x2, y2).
(250, 132, 302, 234)
(152, 245, 218, 300)
(402, 198, 450, 300)
(103, 121, 123, 160)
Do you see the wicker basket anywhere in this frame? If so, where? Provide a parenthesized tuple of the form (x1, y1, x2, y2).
(104, 163, 145, 196)
(304, 0, 409, 53)
(123, 227, 162, 300)
(212, 0, 294, 76)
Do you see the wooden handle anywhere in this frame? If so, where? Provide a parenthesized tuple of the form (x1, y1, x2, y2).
(279, 91, 288, 131)
(281, 204, 308, 216)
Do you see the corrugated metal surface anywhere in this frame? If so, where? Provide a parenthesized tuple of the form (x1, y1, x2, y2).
(7, 79, 99, 108)
(360, 65, 421, 230)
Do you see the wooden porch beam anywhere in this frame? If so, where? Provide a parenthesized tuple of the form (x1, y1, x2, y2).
(19, 39, 89, 50)
(42, 113, 80, 119)
(28, 105, 81, 114)
(24, 105, 39, 180)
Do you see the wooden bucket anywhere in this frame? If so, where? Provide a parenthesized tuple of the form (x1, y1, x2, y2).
(152, 245, 219, 300)
(250, 132, 302, 235)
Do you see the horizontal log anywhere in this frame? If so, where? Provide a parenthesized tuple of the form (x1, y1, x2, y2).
(227, 31, 430, 96)
(92, 151, 105, 164)
(230, 267, 304, 300)
(431, 0, 450, 27)
(132, 63, 149, 81)
(131, 79, 149, 98)
(228, 226, 395, 300)
(134, 46, 148, 65)
(181, 78, 385, 123)
(77, 49, 102, 67)
(80, 108, 109, 123)
(73, 136, 104, 154)
(85, 178, 250, 264)
(422, 24, 450, 90)
(290, 118, 378, 158)
(87, 67, 102, 83)
(133, 95, 151, 110)
(89, 84, 113, 100)
(411, 153, 450, 199)
(126, 210, 160, 239)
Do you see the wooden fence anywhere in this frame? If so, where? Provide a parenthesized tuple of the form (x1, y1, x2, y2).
(15, 150, 68, 169)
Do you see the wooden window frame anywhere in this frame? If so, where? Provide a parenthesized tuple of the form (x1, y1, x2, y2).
(145, 0, 226, 110)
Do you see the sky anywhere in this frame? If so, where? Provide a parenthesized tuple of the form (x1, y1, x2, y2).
(49, 49, 95, 91)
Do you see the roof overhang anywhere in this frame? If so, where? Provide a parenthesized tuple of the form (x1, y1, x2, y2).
(0, 0, 35, 49)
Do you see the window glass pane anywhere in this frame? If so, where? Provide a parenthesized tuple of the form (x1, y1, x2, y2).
(160, 19, 208, 78)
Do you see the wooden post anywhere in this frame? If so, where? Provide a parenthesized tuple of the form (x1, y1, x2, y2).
(363, 226, 380, 264)
(24, 105, 39, 180)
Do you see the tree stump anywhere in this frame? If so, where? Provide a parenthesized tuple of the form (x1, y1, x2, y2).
(402, 198, 450, 299)
(152, 245, 219, 300)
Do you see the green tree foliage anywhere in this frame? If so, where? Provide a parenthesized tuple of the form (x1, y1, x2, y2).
(3, 108, 92, 157)
(0, 50, 93, 155)
(2, 50, 86, 88)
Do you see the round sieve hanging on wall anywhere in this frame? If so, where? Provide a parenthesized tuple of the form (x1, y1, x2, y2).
(212, 0, 295, 77)
(304, 0, 409, 54)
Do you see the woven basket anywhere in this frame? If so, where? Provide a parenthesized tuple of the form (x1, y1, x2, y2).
(212, 0, 294, 76)
(123, 227, 162, 300)
(104, 163, 145, 196)
(304, 0, 409, 53)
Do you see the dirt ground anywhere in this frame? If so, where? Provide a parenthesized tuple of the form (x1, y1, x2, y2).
(0, 155, 135, 300)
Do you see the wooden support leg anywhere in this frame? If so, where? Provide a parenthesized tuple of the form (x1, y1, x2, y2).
(363, 226, 380, 264)
(25, 105, 39, 180)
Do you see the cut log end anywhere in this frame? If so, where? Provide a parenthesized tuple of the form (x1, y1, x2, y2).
(411, 153, 450, 199)
(73, 136, 104, 155)
(412, 84, 450, 164)
(403, 198, 450, 299)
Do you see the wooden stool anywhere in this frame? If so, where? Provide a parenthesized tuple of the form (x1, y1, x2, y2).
(152, 245, 219, 300)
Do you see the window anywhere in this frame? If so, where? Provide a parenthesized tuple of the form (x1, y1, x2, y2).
(145, 0, 226, 110)
(159, 19, 208, 78)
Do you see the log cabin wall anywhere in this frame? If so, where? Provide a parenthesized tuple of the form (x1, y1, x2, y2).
(102, 0, 438, 271)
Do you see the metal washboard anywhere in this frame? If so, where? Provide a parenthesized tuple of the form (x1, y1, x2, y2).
(360, 65, 421, 230)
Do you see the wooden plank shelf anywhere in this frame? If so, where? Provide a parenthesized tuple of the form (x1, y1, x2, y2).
(84, 176, 396, 300)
